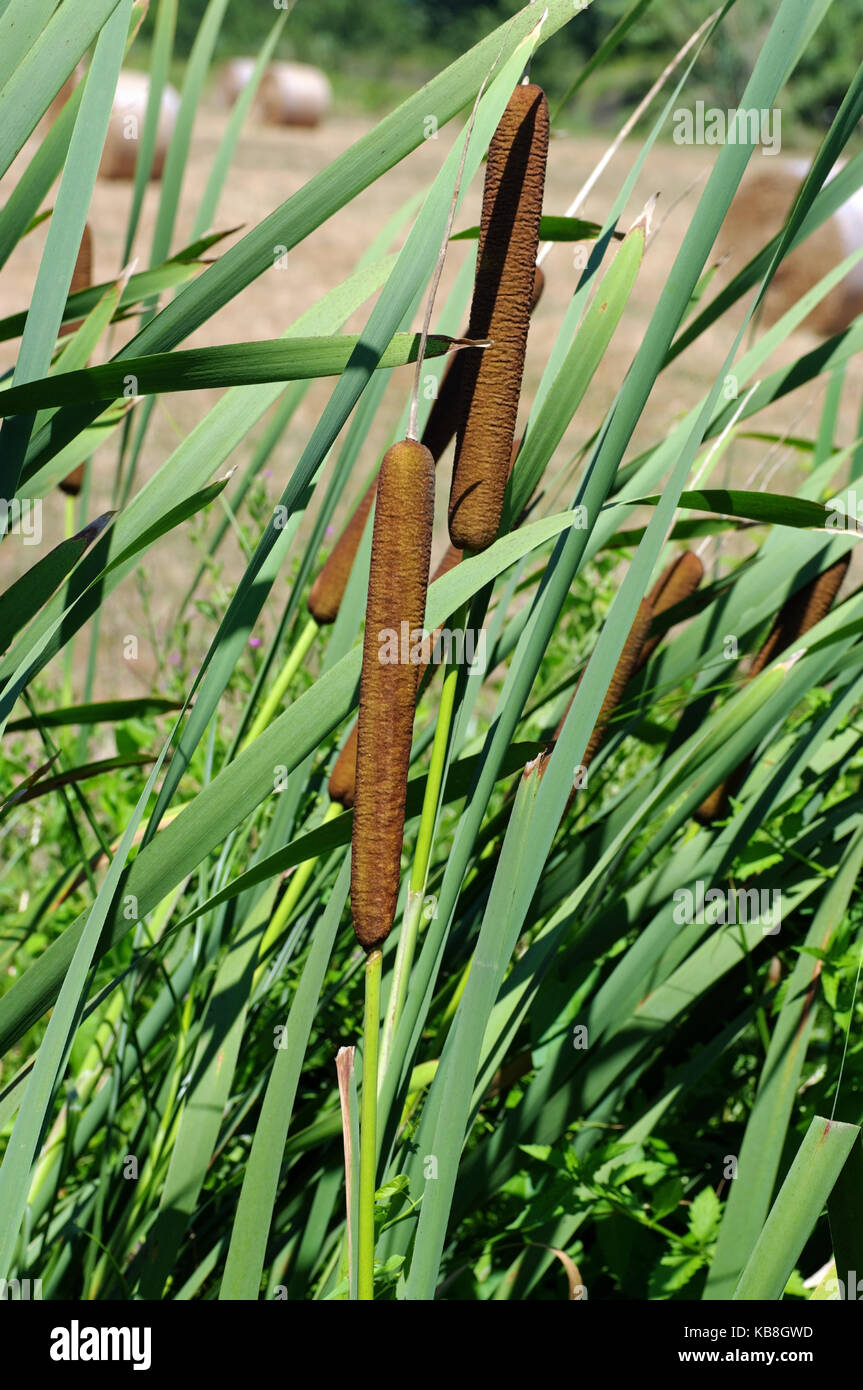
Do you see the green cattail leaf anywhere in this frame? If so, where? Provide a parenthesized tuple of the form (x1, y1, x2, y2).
(451, 214, 605, 242)
(733, 1118, 860, 1301)
(706, 822, 863, 1299)
(0, 334, 461, 416)
(625, 489, 839, 531)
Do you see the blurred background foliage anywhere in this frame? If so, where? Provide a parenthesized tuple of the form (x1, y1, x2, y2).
(143, 0, 863, 130)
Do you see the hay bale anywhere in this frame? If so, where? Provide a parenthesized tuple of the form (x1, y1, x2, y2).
(715, 159, 863, 336)
(219, 57, 256, 107)
(98, 71, 180, 181)
(257, 62, 332, 128)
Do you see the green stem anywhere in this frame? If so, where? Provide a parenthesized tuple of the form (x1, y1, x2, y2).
(243, 615, 319, 749)
(254, 801, 342, 977)
(379, 605, 466, 1072)
(358, 949, 382, 1301)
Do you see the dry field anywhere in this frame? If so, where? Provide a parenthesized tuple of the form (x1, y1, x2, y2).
(1, 104, 858, 700)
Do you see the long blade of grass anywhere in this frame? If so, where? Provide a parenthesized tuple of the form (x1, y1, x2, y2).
(733, 1118, 860, 1300)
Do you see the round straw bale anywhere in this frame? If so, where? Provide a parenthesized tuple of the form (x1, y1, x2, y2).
(714, 159, 863, 336)
(257, 62, 332, 128)
(98, 71, 180, 181)
(219, 57, 256, 108)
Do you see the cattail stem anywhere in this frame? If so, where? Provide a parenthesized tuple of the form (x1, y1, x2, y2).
(379, 602, 466, 1072)
(243, 615, 318, 749)
(358, 948, 382, 1301)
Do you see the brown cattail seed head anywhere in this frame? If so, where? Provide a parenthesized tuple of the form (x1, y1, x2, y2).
(648, 550, 705, 615)
(308, 476, 377, 625)
(350, 440, 435, 952)
(421, 265, 544, 467)
(448, 83, 549, 553)
(638, 551, 704, 670)
(747, 553, 849, 680)
(329, 720, 358, 809)
(58, 463, 85, 497)
(330, 539, 462, 812)
(695, 554, 850, 824)
(555, 599, 653, 766)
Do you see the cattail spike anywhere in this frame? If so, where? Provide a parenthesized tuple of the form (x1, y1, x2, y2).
(448, 84, 549, 552)
(330, 538, 463, 812)
(695, 554, 850, 825)
(350, 440, 435, 952)
(637, 550, 704, 670)
(556, 599, 653, 768)
(329, 721, 358, 809)
(308, 477, 377, 625)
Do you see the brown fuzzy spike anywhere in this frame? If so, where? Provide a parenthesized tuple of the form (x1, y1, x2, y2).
(695, 554, 850, 825)
(555, 599, 653, 768)
(648, 550, 705, 614)
(350, 440, 435, 951)
(58, 464, 86, 498)
(329, 538, 463, 812)
(329, 721, 358, 808)
(308, 477, 377, 625)
(422, 266, 543, 467)
(448, 84, 549, 553)
(746, 553, 850, 680)
(638, 550, 704, 670)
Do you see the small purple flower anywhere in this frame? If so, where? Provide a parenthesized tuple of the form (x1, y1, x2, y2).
(325, 525, 334, 537)
(249, 636, 261, 648)
(169, 651, 181, 667)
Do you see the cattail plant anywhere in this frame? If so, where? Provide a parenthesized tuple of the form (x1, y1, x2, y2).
(448, 82, 548, 552)
(695, 554, 850, 824)
(349, 437, 434, 1298)
(636, 550, 704, 670)
(350, 440, 436, 949)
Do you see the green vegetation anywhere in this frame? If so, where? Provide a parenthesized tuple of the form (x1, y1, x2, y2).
(147, 0, 863, 128)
